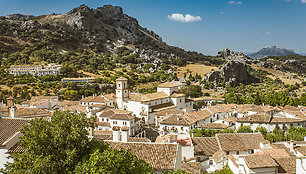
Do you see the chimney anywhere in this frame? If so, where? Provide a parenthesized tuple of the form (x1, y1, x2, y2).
(121, 126, 129, 143)
(88, 127, 94, 138)
(112, 126, 121, 142)
(289, 140, 294, 152)
(7, 97, 14, 108)
(9, 106, 17, 118)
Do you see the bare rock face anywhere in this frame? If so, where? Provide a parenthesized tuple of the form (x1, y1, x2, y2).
(5, 14, 34, 20)
(217, 48, 248, 63)
(204, 60, 251, 86)
(53, 5, 162, 45)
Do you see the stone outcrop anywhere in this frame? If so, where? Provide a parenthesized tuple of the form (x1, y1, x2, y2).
(5, 14, 34, 20)
(203, 60, 252, 86)
(217, 48, 247, 62)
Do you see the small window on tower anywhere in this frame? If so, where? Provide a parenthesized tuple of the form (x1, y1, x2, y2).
(118, 84, 121, 88)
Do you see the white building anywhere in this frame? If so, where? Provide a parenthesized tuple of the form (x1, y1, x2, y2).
(9, 64, 62, 76)
(115, 77, 193, 125)
(80, 94, 116, 108)
(95, 108, 144, 137)
(236, 113, 305, 132)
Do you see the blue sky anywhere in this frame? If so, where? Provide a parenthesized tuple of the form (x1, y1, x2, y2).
(0, 0, 305, 55)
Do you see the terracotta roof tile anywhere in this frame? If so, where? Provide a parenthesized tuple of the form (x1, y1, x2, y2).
(212, 149, 225, 163)
(216, 133, 265, 151)
(191, 137, 219, 156)
(0, 117, 29, 145)
(244, 153, 278, 169)
(199, 123, 228, 129)
(158, 82, 179, 88)
(129, 92, 169, 102)
(261, 148, 291, 158)
(170, 92, 185, 98)
(160, 114, 196, 126)
(7, 142, 24, 153)
(107, 141, 178, 170)
(187, 110, 212, 122)
(116, 77, 128, 81)
(80, 96, 108, 103)
(182, 162, 202, 174)
(273, 157, 296, 174)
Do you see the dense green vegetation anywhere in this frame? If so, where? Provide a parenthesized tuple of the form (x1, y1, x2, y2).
(1, 111, 153, 173)
(261, 55, 306, 73)
(191, 128, 234, 137)
(225, 82, 306, 106)
(255, 126, 306, 142)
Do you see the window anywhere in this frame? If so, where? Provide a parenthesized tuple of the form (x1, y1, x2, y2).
(236, 151, 239, 155)
(251, 149, 254, 154)
(113, 121, 117, 125)
(107, 119, 109, 122)
(180, 99, 182, 102)
(102, 118, 104, 122)
(209, 160, 213, 165)
(123, 122, 127, 125)
(118, 84, 121, 88)
(241, 123, 243, 127)
(196, 157, 201, 162)
(181, 127, 183, 130)
(226, 151, 229, 155)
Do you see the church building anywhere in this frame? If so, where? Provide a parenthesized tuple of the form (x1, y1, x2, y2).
(115, 77, 193, 125)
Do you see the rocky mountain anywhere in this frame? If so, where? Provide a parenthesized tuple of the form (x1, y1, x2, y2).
(248, 46, 298, 59)
(203, 60, 257, 86)
(0, 5, 223, 70)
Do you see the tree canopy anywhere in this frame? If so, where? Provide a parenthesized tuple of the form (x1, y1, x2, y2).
(2, 111, 153, 174)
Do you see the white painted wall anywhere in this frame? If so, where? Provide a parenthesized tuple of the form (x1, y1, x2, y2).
(0, 148, 12, 169)
(157, 87, 178, 96)
(296, 158, 306, 174)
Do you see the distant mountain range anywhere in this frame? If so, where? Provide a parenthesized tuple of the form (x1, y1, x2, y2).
(248, 46, 298, 59)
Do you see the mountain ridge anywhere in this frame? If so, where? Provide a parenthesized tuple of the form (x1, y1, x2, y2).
(248, 46, 298, 59)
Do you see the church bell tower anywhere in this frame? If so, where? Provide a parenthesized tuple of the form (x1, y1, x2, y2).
(116, 77, 129, 109)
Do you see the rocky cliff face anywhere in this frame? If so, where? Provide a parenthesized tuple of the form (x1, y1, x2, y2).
(38, 5, 162, 46)
(203, 60, 252, 86)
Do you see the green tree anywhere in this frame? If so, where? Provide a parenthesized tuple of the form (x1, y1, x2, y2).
(74, 148, 153, 174)
(237, 126, 253, 133)
(2, 111, 153, 174)
(3, 111, 93, 173)
(255, 126, 268, 137)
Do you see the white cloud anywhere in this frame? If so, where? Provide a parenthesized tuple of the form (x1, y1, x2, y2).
(228, 1, 242, 5)
(302, 0, 306, 3)
(168, 13, 202, 23)
(220, 11, 225, 15)
(264, 32, 272, 35)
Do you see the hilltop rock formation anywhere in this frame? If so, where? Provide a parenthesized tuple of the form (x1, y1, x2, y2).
(38, 5, 162, 46)
(5, 14, 34, 20)
(217, 48, 249, 63)
(203, 60, 254, 86)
